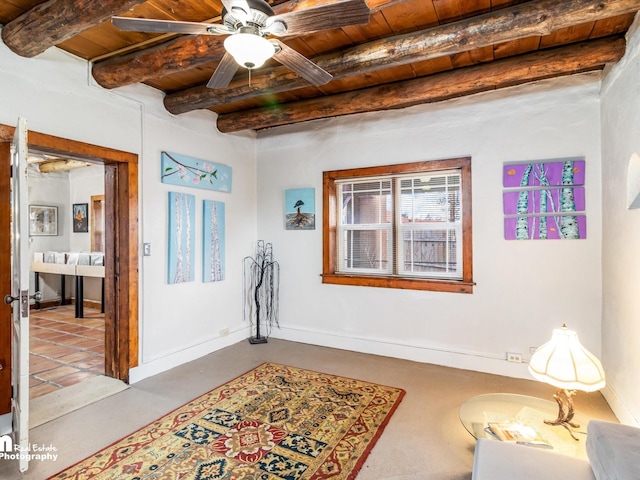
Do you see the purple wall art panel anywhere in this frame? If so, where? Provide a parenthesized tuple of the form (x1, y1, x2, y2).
(503, 187, 586, 215)
(504, 215, 587, 240)
(503, 157, 586, 240)
(503, 159, 585, 188)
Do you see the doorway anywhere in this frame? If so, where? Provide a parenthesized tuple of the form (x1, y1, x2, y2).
(0, 125, 139, 417)
(28, 165, 106, 399)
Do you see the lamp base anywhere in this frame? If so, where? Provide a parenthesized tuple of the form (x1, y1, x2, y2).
(545, 389, 581, 441)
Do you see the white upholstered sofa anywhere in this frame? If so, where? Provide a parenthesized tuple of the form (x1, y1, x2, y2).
(472, 420, 640, 479)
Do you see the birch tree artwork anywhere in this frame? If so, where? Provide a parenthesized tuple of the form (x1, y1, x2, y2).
(503, 159, 586, 240)
(203, 200, 225, 283)
(168, 192, 195, 284)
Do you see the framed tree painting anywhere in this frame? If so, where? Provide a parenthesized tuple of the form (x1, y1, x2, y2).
(285, 188, 315, 230)
(203, 200, 225, 283)
(503, 158, 587, 240)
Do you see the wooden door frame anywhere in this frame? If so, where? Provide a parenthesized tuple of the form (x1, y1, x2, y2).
(0, 126, 138, 401)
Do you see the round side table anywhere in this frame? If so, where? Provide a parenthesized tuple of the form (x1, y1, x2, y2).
(459, 393, 592, 458)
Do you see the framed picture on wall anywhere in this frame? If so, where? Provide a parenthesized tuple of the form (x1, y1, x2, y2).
(502, 158, 587, 240)
(285, 188, 315, 230)
(203, 200, 225, 283)
(29, 205, 58, 236)
(168, 192, 196, 284)
(73, 203, 89, 232)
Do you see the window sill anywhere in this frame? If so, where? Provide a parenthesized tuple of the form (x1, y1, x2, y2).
(321, 273, 474, 293)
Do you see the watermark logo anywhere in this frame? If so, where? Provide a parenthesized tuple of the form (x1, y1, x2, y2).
(0, 435, 12, 453)
(0, 435, 58, 462)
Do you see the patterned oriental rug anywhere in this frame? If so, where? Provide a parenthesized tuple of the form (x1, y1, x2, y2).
(49, 362, 405, 480)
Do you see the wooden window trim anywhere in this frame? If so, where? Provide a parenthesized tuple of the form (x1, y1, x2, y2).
(322, 157, 474, 293)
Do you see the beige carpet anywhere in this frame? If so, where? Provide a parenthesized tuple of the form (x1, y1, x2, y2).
(30, 375, 129, 428)
(0, 339, 618, 480)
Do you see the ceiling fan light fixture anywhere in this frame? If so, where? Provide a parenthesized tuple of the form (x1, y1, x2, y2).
(224, 32, 275, 69)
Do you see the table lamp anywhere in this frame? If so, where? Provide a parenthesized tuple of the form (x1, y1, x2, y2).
(528, 324, 605, 440)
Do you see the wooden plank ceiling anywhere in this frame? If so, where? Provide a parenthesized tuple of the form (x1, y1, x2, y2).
(0, 0, 638, 132)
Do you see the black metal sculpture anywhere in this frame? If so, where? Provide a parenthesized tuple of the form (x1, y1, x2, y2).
(243, 240, 280, 344)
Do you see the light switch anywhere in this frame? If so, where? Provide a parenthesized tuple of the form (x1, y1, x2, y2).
(143, 243, 151, 256)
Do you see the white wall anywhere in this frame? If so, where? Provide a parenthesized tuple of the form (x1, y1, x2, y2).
(257, 74, 604, 381)
(600, 18, 640, 426)
(134, 91, 257, 379)
(69, 165, 104, 252)
(0, 38, 258, 382)
(27, 166, 70, 302)
(68, 165, 104, 302)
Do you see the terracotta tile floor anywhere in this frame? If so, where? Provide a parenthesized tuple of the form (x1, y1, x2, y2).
(29, 305, 105, 399)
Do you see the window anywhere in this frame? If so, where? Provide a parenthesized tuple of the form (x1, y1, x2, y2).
(322, 157, 473, 293)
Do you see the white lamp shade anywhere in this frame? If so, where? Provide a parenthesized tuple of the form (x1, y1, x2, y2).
(224, 33, 275, 69)
(528, 325, 605, 392)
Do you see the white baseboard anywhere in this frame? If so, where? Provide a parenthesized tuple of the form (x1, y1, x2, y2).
(270, 325, 533, 380)
(129, 327, 249, 384)
(272, 326, 640, 424)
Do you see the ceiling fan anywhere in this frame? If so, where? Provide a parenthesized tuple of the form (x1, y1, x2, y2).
(112, 0, 371, 89)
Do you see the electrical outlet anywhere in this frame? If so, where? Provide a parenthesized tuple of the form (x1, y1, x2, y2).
(219, 328, 229, 337)
(507, 352, 523, 363)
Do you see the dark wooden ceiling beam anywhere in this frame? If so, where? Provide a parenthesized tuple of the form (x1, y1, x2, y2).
(215, 37, 626, 132)
(93, 35, 226, 89)
(1, 0, 147, 58)
(163, 0, 640, 115)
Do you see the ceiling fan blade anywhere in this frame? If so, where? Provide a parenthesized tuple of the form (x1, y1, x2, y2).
(272, 39, 332, 86)
(112, 16, 232, 35)
(207, 52, 241, 89)
(268, 0, 370, 36)
(221, 0, 252, 25)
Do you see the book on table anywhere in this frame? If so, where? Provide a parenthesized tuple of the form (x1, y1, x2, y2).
(487, 422, 553, 449)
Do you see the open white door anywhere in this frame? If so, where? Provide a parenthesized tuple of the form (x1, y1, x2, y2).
(5, 117, 30, 472)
